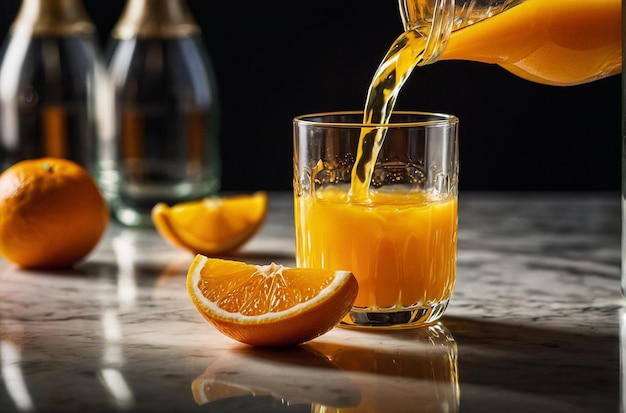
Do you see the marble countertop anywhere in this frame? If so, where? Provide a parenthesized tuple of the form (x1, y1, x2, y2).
(0, 191, 622, 413)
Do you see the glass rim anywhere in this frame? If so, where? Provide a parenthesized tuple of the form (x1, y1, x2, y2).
(293, 110, 459, 128)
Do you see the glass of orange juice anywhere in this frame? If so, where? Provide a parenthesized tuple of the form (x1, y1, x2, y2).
(293, 111, 459, 328)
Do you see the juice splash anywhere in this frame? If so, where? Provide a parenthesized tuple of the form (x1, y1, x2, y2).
(295, 187, 457, 312)
(350, 0, 622, 200)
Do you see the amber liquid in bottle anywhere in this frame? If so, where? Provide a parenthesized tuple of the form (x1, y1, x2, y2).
(0, 0, 106, 172)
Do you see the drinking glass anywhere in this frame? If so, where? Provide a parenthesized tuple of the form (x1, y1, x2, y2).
(293, 111, 459, 328)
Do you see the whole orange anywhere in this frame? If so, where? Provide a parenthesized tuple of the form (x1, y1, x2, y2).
(0, 157, 109, 269)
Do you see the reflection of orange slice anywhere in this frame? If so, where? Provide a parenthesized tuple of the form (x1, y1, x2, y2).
(191, 345, 360, 408)
(151, 191, 267, 255)
(186, 255, 358, 346)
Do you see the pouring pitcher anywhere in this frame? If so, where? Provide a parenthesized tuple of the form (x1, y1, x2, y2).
(396, 0, 621, 86)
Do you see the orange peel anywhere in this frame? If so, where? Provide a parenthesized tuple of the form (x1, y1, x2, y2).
(152, 191, 267, 255)
(186, 255, 359, 346)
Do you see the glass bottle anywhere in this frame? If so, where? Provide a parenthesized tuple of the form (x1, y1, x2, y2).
(98, 0, 221, 227)
(0, 0, 108, 173)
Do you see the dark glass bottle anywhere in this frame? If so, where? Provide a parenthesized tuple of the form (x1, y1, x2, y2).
(98, 0, 221, 227)
(0, 0, 107, 173)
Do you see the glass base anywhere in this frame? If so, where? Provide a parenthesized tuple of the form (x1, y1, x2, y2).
(97, 162, 221, 228)
(112, 205, 154, 227)
(340, 299, 450, 329)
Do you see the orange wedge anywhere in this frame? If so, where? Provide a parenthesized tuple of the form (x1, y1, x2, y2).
(187, 255, 359, 347)
(152, 191, 267, 255)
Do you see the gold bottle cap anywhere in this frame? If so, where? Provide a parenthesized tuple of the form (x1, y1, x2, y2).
(111, 0, 201, 39)
(10, 0, 96, 37)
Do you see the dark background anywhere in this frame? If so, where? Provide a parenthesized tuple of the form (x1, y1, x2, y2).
(0, 1, 621, 192)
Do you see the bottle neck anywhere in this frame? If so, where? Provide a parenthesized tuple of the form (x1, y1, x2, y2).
(11, 0, 95, 37)
(111, 0, 200, 40)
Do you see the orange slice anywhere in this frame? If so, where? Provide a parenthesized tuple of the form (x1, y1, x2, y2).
(186, 255, 359, 347)
(152, 191, 267, 255)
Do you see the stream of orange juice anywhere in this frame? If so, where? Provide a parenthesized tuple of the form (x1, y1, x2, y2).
(441, 0, 622, 86)
(295, 187, 457, 310)
(350, 0, 621, 204)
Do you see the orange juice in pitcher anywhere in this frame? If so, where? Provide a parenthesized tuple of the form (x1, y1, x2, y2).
(403, 0, 621, 85)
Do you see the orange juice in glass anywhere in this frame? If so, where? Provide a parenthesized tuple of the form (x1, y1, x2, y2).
(293, 111, 459, 328)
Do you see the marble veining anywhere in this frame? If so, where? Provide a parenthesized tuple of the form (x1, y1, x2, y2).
(0, 191, 621, 413)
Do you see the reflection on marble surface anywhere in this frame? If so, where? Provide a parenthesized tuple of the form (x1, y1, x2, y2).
(192, 324, 458, 412)
(191, 344, 361, 408)
(0, 192, 621, 413)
